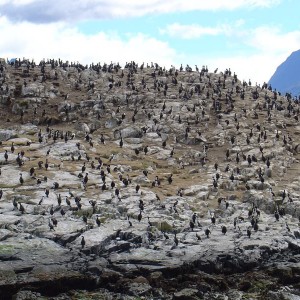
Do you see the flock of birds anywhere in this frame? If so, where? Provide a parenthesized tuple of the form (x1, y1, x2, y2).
(0, 58, 299, 252)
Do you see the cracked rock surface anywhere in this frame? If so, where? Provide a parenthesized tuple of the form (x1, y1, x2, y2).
(0, 59, 300, 299)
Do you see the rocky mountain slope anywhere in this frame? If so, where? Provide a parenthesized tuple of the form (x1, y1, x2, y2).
(0, 59, 300, 300)
(268, 49, 300, 96)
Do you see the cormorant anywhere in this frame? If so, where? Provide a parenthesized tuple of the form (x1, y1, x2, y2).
(19, 173, 24, 185)
(81, 236, 85, 249)
(174, 233, 179, 246)
(247, 228, 251, 238)
(205, 228, 211, 238)
(190, 221, 195, 231)
(138, 210, 142, 222)
(96, 216, 101, 227)
(222, 226, 227, 235)
(19, 202, 25, 214)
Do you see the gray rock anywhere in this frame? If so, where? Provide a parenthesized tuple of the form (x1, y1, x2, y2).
(114, 126, 143, 139)
(0, 129, 17, 141)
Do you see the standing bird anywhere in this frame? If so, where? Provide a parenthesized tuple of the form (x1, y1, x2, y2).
(57, 194, 62, 206)
(205, 228, 211, 238)
(135, 184, 140, 193)
(4, 150, 8, 162)
(48, 219, 55, 231)
(19, 202, 25, 214)
(189, 220, 195, 231)
(174, 233, 179, 246)
(96, 216, 101, 227)
(38, 196, 44, 205)
(19, 173, 24, 185)
(247, 228, 251, 238)
(211, 214, 216, 225)
(11, 142, 15, 153)
(221, 226, 227, 235)
(13, 197, 18, 210)
(81, 236, 85, 249)
(127, 215, 133, 227)
(138, 210, 142, 222)
(49, 205, 54, 215)
(119, 137, 123, 148)
(167, 174, 173, 184)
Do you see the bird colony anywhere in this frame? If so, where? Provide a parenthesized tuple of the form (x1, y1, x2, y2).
(0, 59, 300, 299)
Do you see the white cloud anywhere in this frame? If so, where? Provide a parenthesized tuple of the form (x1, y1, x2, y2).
(159, 22, 239, 39)
(159, 23, 227, 39)
(0, 0, 281, 23)
(0, 0, 37, 4)
(246, 26, 300, 54)
(158, 22, 300, 83)
(0, 16, 178, 67)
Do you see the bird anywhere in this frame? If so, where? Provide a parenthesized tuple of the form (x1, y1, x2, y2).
(189, 221, 195, 231)
(135, 184, 140, 193)
(38, 196, 44, 205)
(221, 226, 227, 235)
(253, 222, 258, 232)
(11, 142, 15, 153)
(49, 205, 54, 215)
(163, 232, 169, 240)
(119, 137, 123, 148)
(138, 210, 142, 222)
(83, 215, 88, 224)
(167, 174, 173, 184)
(81, 236, 85, 249)
(19, 173, 24, 185)
(211, 215, 216, 225)
(205, 228, 211, 238)
(144, 146, 148, 155)
(4, 150, 8, 162)
(247, 228, 251, 238)
(57, 194, 62, 206)
(65, 196, 71, 206)
(96, 216, 101, 227)
(100, 134, 105, 144)
(19, 202, 25, 214)
(127, 215, 133, 227)
(170, 147, 175, 157)
(174, 233, 179, 246)
(48, 220, 55, 231)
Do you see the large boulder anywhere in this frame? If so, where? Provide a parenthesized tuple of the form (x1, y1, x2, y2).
(114, 126, 143, 139)
(0, 130, 17, 142)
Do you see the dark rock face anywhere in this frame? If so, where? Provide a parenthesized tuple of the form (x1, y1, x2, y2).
(268, 49, 300, 96)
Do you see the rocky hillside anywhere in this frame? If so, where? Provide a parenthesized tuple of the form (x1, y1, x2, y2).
(268, 49, 300, 96)
(0, 59, 300, 300)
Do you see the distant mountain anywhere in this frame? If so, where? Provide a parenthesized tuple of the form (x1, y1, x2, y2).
(268, 49, 300, 96)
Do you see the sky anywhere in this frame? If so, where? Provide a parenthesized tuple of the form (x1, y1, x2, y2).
(0, 0, 300, 84)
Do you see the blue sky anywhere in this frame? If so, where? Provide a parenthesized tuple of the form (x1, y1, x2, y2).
(0, 0, 299, 84)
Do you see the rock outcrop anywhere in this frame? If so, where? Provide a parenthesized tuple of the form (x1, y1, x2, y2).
(0, 59, 299, 299)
